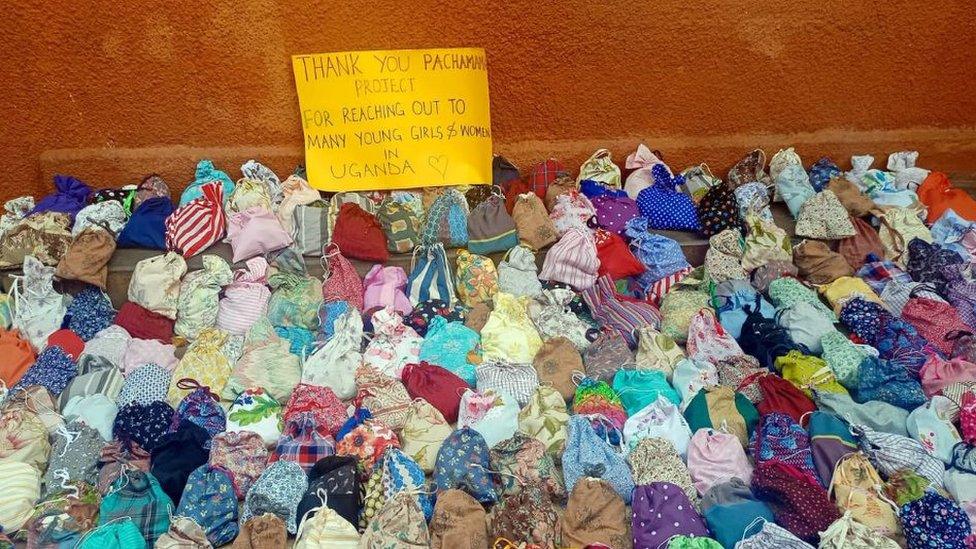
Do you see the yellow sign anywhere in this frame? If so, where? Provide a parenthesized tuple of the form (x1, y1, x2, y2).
(291, 47, 493, 191)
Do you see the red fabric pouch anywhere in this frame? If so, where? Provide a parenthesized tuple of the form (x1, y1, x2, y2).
(321, 242, 365, 310)
(330, 203, 389, 262)
(594, 229, 645, 280)
(115, 301, 175, 342)
(46, 329, 85, 361)
(400, 361, 467, 423)
(740, 372, 816, 425)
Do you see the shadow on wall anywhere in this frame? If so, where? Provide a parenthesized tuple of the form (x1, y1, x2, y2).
(3, 0, 976, 196)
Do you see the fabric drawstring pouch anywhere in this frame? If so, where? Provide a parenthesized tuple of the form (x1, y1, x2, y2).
(489, 432, 564, 499)
(166, 328, 232, 405)
(765, 278, 836, 322)
(752, 413, 820, 485)
(659, 289, 710, 344)
(0, 211, 73, 268)
(775, 163, 816, 217)
(319, 243, 363, 310)
(295, 455, 360, 537)
(538, 227, 599, 290)
(612, 368, 680, 416)
(480, 292, 541, 363)
(634, 325, 685, 379)
(696, 183, 744, 238)
(820, 330, 869, 387)
(283, 383, 347, 439)
(851, 354, 927, 410)
(56, 225, 116, 288)
(741, 214, 792, 271)
(276, 174, 320, 237)
(127, 252, 186, 320)
(622, 394, 692, 456)
(497, 244, 543, 297)
(727, 149, 769, 189)
(517, 385, 570, 460)
(401, 361, 467, 423)
(300, 309, 359, 399)
(362, 264, 412, 315)
(629, 437, 698, 509)
(906, 395, 961, 464)
(751, 462, 840, 544)
(225, 206, 293, 262)
(680, 162, 722, 203)
(489, 483, 559, 549)
(632, 482, 710, 548)
(527, 288, 593, 350)
(838, 217, 885, 270)
(116, 362, 171, 406)
(687, 428, 753, 494)
(899, 490, 972, 548)
(854, 424, 945, 488)
(855, 253, 914, 296)
(433, 427, 498, 504)
(562, 415, 634, 503)
(417, 315, 480, 385)
(583, 274, 661, 347)
(886, 150, 929, 190)
(227, 175, 273, 214)
(636, 164, 702, 231)
(919, 171, 976, 223)
(549, 191, 597, 236)
(362, 307, 422, 378)
(62, 285, 115, 341)
(241, 460, 309, 535)
(687, 308, 743, 364)
(572, 377, 627, 445)
(400, 398, 452, 473)
(174, 255, 233, 340)
(577, 148, 621, 187)
(9, 256, 68, 350)
(266, 271, 322, 330)
(330, 203, 389, 262)
(175, 465, 239, 546)
(375, 198, 421, 254)
(209, 431, 268, 499)
(827, 453, 902, 543)
(466, 190, 517, 254)
(406, 242, 456, 304)
(775, 351, 847, 398)
(878, 206, 933, 265)
(683, 386, 759, 447)
(905, 237, 965, 297)
(591, 193, 640, 235)
(269, 412, 336, 472)
(475, 360, 539, 408)
(359, 491, 430, 548)
(794, 190, 857, 239)
(170, 379, 225, 441)
(806, 158, 842, 192)
(671, 357, 718, 406)
(353, 365, 411, 430)
(225, 388, 283, 448)
(704, 228, 747, 283)
(558, 477, 631, 549)
(422, 188, 469, 247)
(216, 257, 271, 336)
(594, 227, 645, 280)
(793, 239, 854, 285)
(166, 181, 226, 258)
(581, 328, 634, 382)
(178, 159, 233, 205)
(738, 299, 808, 369)
(149, 420, 210, 505)
(98, 470, 173, 545)
(711, 279, 774, 339)
(623, 144, 663, 198)
(457, 388, 519, 448)
(454, 249, 498, 307)
(118, 195, 174, 249)
(808, 411, 858, 485)
(902, 293, 970, 356)
(734, 181, 773, 222)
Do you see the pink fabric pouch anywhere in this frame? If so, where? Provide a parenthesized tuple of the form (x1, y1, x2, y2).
(686, 429, 753, 495)
(122, 338, 178, 375)
(362, 264, 412, 315)
(217, 258, 271, 335)
(225, 207, 293, 262)
(919, 354, 976, 397)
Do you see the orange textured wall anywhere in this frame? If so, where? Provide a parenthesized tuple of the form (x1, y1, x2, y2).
(3, 0, 976, 199)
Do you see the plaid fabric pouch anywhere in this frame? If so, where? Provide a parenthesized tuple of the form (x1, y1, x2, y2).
(269, 412, 336, 472)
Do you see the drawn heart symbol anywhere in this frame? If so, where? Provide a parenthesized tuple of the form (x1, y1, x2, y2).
(428, 155, 449, 179)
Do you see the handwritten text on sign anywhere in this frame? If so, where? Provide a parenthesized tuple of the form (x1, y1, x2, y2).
(292, 48, 492, 191)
